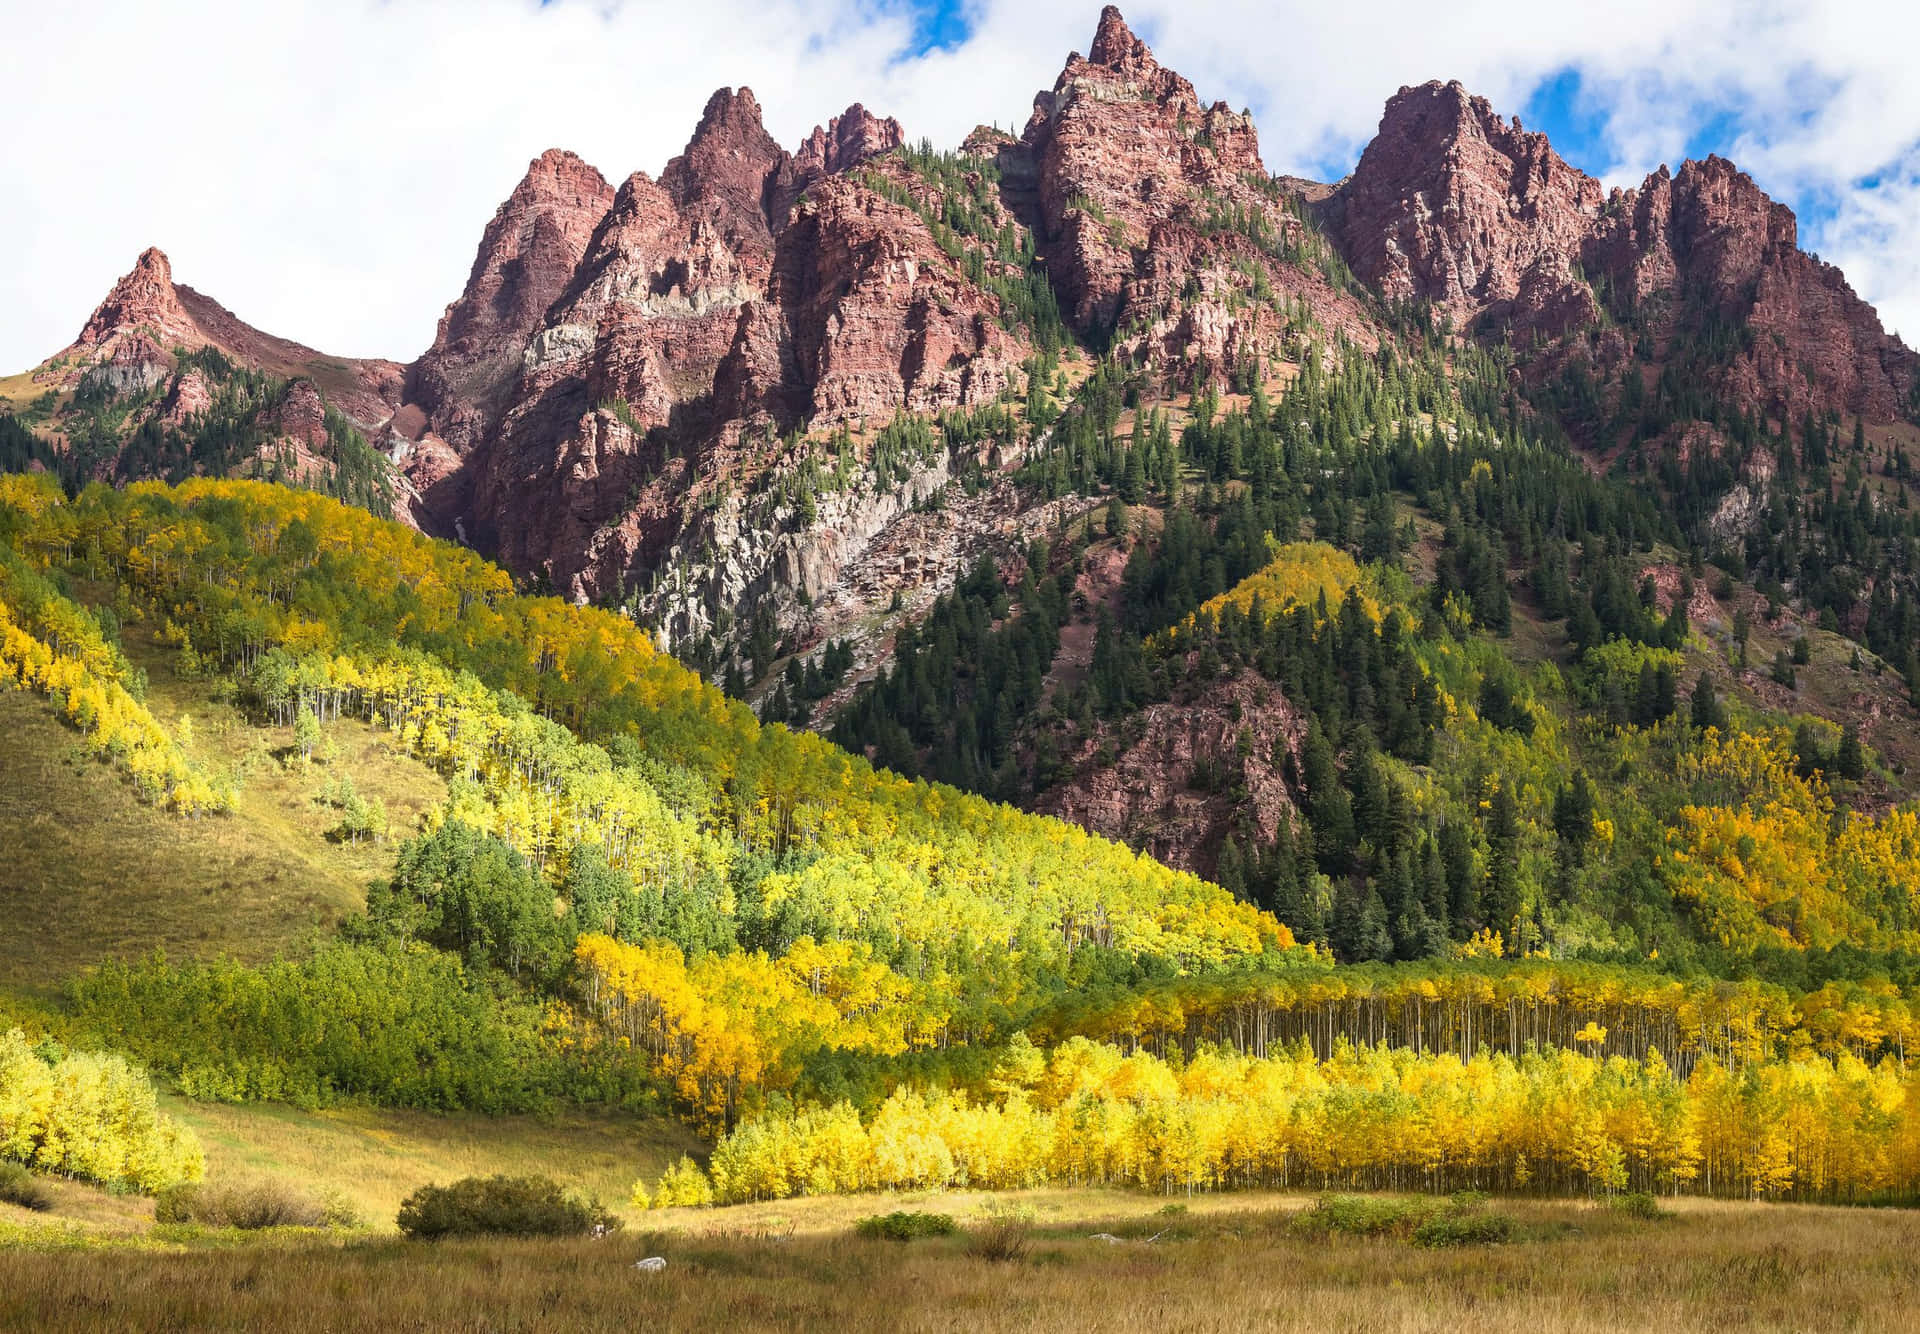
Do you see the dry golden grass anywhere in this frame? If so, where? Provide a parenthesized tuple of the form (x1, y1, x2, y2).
(1, 1191, 1917, 1331)
(167, 1097, 702, 1230)
(0, 367, 50, 410)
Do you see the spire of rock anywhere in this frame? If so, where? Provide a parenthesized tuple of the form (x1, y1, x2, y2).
(661, 87, 789, 230)
(77, 246, 198, 349)
(437, 150, 613, 354)
(794, 104, 904, 179)
(404, 147, 615, 453)
(1088, 6, 1151, 70)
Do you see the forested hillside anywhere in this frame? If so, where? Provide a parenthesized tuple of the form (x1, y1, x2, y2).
(3, 469, 1920, 1210)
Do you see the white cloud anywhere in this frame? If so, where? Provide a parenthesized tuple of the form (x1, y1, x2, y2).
(2, 0, 1915, 372)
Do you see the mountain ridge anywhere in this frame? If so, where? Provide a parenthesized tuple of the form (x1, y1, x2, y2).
(10, 5, 1920, 889)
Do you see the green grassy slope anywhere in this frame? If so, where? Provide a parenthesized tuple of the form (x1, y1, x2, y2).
(0, 626, 444, 992)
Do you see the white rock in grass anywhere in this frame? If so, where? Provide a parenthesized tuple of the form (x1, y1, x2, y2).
(634, 1257, 668, 1273)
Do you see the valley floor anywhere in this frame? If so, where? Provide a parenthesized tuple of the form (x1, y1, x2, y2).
(3, 1184, 1917, 1332)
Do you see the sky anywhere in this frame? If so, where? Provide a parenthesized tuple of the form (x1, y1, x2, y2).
(1, 0, 1915, 373)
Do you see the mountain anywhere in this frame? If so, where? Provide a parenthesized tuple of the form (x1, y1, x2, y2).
(9, 5, 1920, 905)
(47, 246, 405, 424)
(8, 247, 408, 517)
(13, 7, 1920, 1245)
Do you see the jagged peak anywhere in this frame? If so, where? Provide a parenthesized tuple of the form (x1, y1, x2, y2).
(75, 246, 195, 350)
(130, 245, 173, 282)
(693, 86, 768, 139)
(1089, 6, 1152, 70)
(662, 86, 787, 216)
(1378, 80, 1499, 136)
(1368, 79, 1598, 192)
(517, 148, 610, 195)
(794, 103, 905, 177)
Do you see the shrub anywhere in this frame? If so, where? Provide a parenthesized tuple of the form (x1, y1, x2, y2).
(1612, 1191, 1668, 1221)
(1291, 1194, 1436, 1239)
(855, 1211, 958, 1241)
(967, 1219, 1033, 1262)
(396, 1175, 619, 1240)
(1412, 1210, 1515, 1248)
(154, 1179, 347, 1230)
(0, 1162, 53, 1212)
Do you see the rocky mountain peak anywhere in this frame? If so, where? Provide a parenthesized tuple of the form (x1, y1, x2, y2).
(430, 148, 614, 358)
(794, 103, 904, 179)
(1021, 6, 1269, 330)
(1087, 5, 1153, 73)
(661, 86, 790, 241)
(403, 148, 615, 456)
(1335, 79, 1604, 321)
(75, 246, 199, 351)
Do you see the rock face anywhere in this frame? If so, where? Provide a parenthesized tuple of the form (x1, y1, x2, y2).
(723, 173, 1024, 428)
(438, 84, 1021, 601)
(1330, 82, 1917, 423)
(794, 104, 904, 181)
(989, 6, 1377, 384)
(73, 247, 204, 355)
(1583, 156, 1917, 422)
(1037, 668, 1303, 876)
(404, 150, 615, 457)
(1334, 81, 1604, 331)
(1020, 6, 1264, 331)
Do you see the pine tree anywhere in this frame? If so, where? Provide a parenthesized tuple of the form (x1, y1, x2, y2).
(1691, 673, 1725, 732)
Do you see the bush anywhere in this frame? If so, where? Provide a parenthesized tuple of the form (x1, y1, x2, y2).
(1612, 1191, 1668, 1221)
(855, 1210, 958, 1241)
(1412, 1210, 1515, 1248)
(967, 1219, 1033, 1262)
(396, 1175, 617, 1240)
(1291, 1194, 1436, 1239)
(154, 1179, 349, 1230)
(0, 1162, 53, 1212)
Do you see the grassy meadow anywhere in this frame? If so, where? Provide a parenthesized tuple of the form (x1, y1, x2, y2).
(2, 1187, 1918, 1332)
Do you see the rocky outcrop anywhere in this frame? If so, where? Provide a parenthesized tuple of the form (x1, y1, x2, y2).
(1006, 7, 1377, 381)
(1583, 156, 1917, 422)
(1037, 668, 1304, 876)
(1334, 81, 1604, 327)
(73, 247, 203, 354)
(1020, 6, 1266, 331)
(786, 104, 905, 212)
(450, 79, 1030, 600)
(661, 87, 791, 252)
(26, 5, 1918, 671)
(720, 173, 1024, 429)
